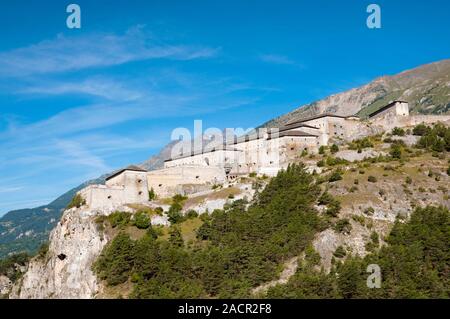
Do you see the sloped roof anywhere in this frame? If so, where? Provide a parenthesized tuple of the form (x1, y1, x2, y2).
(267, 130, 318, 140)
(105, 165, 147, 181)
(286, 113, 352, 126)
(367, 100, 408, 118)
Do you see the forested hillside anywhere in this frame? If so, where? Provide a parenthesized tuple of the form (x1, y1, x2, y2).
(94, 163, 449, 298)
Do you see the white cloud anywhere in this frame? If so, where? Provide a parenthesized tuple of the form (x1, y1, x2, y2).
(0, 26, 219, 76)
(259, 54, 298, 65)
(19, 77, 144, 101)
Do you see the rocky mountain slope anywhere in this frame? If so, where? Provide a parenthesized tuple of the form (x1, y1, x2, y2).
(262, 59, 450, 128)
(1, 59, 449, 259)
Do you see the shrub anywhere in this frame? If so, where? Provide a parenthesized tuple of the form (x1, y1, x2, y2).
(319, 145, 326, 155)
(405, 176, 412, 184)
(326, 200, 341, 217)
(148, 188, 156, 201)
(186, 210, 199, 219)
(172, 194, 188, 204)
(367, 176, 377, 183)
(370, 231, 379, 244)
(334, 219, 352, 234)
(329, 170, 343, 182)
(392, 127, 405, 136)
(317, 159, 325, 167)
(326, 156, 348, 166)
(318, 192, 334, 205)
(389, 144, 403, 159)
(364, 207, 375, 216)
(67, 194, 86, 209)
(330, 144, 339, 154)
(108, 211, 131, 228)
(168, 202, 184, 224)
(412, 123, 430, 136)
(349, 137, 374, 150)
(301, 149, 308, 157)
(133, 211, 151, 229)
(249, 172, 257, 178)
(333, 246, 346, 258)
(154, 207, 164, 215)
(351, 214, 365, 225)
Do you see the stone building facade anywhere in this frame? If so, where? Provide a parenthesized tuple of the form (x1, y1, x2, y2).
(78, 101, 450, 208)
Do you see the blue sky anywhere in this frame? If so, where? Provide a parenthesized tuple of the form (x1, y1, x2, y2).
(0, 0, 449, 215)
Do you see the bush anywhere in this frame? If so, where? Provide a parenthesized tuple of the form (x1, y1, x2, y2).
(172, 194, 188, 204)
(148, 188, 157, 201)
(168, 202, 184, 224)
(67, 194, 86, 209)
(326, 156, 348, 166)
(108, 211, 131, 228)
(319, 145, 326, 155)
(249, 172, 257, 178)
(317, 159, 325, 167)
(367, 176, 377, 183)
(413, 123, 430, 136)
(133, 211, 151, 229)
(392, 127, 405, 136)
(364, 207, 375, 215)
(415, 123, 450, 152)
(349, 137, 374, 150)
(334, 219, 352, 234)
(326, 200, 341, 217)
(329, 170, 343, 182)
(330, 144, 339, 154)
(185, 210, 199, 219)
(389, 144, 403, 159)
(333, 246, 346, 258)
(318, 192, 333, 205)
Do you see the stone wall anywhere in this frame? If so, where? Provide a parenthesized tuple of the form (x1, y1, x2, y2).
(147, 166, 227, 198)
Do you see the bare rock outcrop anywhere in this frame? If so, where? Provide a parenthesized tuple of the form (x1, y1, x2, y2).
(10, 207, 114, 299)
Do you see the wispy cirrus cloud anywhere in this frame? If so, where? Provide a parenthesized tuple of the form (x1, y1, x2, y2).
(19, 77, 145, 101)
(259, 53, 303, 67)
(0, 26, 219, 77)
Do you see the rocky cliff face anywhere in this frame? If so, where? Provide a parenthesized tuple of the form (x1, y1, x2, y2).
(9, 206, 117, 299)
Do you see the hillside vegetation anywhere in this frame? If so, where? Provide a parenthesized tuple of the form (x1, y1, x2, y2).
(94, 158, 449, 298)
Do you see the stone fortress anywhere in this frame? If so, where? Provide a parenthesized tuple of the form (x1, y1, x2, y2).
(79, 101, 450, 209)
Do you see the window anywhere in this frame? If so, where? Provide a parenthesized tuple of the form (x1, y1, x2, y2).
(107, 195, 112, 199)
(138, 191, 143, 195)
